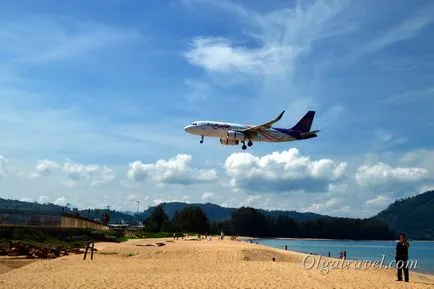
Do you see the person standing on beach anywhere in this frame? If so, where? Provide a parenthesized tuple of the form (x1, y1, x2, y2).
(395, 233, 410, 282)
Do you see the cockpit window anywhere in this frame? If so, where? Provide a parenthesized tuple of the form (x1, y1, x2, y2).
(192, 122, 197, 125)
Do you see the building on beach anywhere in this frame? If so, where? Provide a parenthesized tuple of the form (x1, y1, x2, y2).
(0, 209, 109, 231)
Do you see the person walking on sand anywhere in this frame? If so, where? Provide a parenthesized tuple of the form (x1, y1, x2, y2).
(395, 233, 410, 282)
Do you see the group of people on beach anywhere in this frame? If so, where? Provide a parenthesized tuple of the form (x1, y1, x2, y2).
(338, 250, 347, 259)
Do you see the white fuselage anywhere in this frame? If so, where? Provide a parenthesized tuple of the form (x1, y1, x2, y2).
(184, 121, 295, 142)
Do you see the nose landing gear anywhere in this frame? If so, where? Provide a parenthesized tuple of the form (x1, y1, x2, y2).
(200, 136, 204, 143)
(247, 140, 253, 147)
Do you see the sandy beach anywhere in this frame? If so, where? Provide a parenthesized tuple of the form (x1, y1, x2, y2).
(1, 237, 433, 289)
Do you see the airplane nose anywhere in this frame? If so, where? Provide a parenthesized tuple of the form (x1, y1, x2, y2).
(184, 125, 192, 132)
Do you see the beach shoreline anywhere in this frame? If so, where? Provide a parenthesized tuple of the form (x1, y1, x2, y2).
(247, 237, 434, 275)
(1, 237, 433, 289)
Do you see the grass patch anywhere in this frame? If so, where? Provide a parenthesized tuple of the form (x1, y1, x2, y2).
(132, 231, 184, 239)
(0, 226, 127, 248)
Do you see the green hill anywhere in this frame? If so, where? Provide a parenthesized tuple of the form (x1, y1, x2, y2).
(0, 198, 326, 224)
(0, 198, 139, 224)
(141, 202, 327, 222)
(373, 190, 434, 240)
(3, 190, 434, 240)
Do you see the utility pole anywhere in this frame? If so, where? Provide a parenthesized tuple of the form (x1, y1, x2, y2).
(137, 200, 142, 227)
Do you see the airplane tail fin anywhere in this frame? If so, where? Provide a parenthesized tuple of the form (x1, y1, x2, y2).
(290, 111, 315, 132)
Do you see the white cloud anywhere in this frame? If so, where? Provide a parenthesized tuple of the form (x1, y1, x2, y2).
(306, 198, 339, 212)
(201, 192, 215, 202)
(37, 195, 50, 204)
(244, 195, 273, 209)
(183, 0, 352, 78)
(127, 154, 217, 185)
(400, 149, 434, 171)
(152, 195, 192, 206)
(181, 0, 357, 119)
(355, 162, 430, 187)
(327, 183, 348, 194)
(63, 159, 115, 187)
(224, 148, 347, 193)
(365, 195, 392, 207)
(0, 155, 9, 177)
(54, 196, 68, 207)
(26, 158, 115, 187)
(33, 159, 61, 177)
(184, 36, 300, 76)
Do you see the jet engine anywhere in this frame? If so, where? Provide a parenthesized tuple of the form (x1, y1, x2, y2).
(226, 130, 246, 141)
(220, 138, 239, 145)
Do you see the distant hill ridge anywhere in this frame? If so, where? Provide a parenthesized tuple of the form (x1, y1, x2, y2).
(373, 190, 434, 240)
(0, 198, 327, 223)
(2, 190, 434, 240)
(142, 202, 327, 222)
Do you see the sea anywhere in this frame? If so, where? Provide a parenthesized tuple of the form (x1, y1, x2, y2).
(254, 239, 434, 274)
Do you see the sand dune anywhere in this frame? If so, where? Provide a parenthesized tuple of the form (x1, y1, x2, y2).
(1, 237, 433, 289)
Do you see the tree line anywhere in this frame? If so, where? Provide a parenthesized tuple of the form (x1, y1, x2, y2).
(144, 205, 395, 240)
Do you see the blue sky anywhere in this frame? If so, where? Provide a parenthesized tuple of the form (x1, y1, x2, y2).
(0, 0, 433, 217)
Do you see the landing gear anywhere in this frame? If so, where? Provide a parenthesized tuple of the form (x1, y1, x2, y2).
(241, 141, 247, 150)
(200, 136, 204, 144)
(247, 140, 253, 147)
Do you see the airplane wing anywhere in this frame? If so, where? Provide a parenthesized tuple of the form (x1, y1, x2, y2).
(240, 111, 285, 137)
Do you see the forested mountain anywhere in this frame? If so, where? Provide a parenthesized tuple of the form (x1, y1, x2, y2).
(0, 198, 324, 224)
(374, 190, 434, 240)
(141, 202, 327, 222)
(144, 205, 394, 240)
(2, 190, 434, 240)
(0, 198, 65, 212)
(0, 198, 138, 224)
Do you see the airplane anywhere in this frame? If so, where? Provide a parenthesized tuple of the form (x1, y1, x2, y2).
(183, 110, 320, 150)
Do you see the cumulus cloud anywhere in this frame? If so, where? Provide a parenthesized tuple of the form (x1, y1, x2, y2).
(201, 192, 216, 202)
(355, 162, 430, 187)
(27, 158, 115, 187)
(400, 149, 434, 171)
(37, 195, 50, 204)
(63, 159, 115, 186)
(54, 196, 68, 206)
(305, 198, 350, 214)
(127, 154, 217, 185)
(224, 148, 347, 193)
(32, 159, 61, 177)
